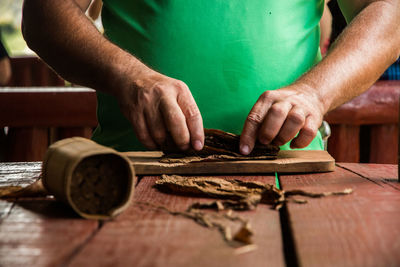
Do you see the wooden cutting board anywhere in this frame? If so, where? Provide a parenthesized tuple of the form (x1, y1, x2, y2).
(122, 150, 335, 175)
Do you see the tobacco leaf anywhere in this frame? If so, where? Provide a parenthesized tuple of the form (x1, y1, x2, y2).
(136, 201, 253, 247)
(160, 129, 280, 162)
(284, 188, 353, 198)
(70, 155, 131, 215)
(159, 154, 276, 164)
(188, 198, 259, 211)
(155, 174, 353, 210)
(155, 174, 285, 208)
(233, 222, 253, 245)
(0, 179, 48, 198)
(155, 174, 267, 198)
(152, 175, 353, 247)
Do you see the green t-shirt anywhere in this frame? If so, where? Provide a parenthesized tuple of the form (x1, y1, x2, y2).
(93, 0, 325, 151)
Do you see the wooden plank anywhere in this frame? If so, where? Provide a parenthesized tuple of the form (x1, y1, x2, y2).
(328, 124, 359, 163)
(0, 200, 13, 220)
(0, 162, 99, 266)
(0, 162, 41, 220)
(0, 162, 42, 188)
(9, 56, 64, 87)
(337, 162, 400, 191)
(0, 87, 97, 127)
(69, 175, 285, 267)
(0, 199, 99, 266)
(279, 165, 400, 266)
(325, 80, 400, 125)
(369, 124, 398, 164)
(123, 150, 335, 175)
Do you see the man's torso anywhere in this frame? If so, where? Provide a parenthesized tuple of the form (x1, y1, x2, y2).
(93, 0, 324, 151)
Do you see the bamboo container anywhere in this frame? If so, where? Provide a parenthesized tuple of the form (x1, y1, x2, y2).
(42, 137, 136, 219)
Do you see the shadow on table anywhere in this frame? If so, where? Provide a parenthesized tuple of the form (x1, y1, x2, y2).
(12, 198, 82, 219)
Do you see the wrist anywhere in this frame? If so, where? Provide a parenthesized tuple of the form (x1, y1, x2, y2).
(105, 48, 153, 98)
(291, 80, 329, 115)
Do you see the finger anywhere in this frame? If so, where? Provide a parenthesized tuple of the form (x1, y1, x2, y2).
(160, 96, 190, 150)
(240, 96, 272, 155)
(144, 107, 167, 146)
(177, 92, 204, 151)
(290, 116, 319, 149)
(258, 101, 292, 145)
(273, 106, 306, 146)
(130, 111, 158, 150)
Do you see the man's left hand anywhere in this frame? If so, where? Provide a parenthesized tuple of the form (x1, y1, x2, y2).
(239, 85, 325, 155)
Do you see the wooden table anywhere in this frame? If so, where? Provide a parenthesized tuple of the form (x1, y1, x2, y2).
(0, 162, 399, 266)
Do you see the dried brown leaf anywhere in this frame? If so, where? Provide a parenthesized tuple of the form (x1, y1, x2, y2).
(0, 179, 48, 198)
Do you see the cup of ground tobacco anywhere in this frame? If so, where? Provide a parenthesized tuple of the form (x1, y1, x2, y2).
(42, 137, 136, 220)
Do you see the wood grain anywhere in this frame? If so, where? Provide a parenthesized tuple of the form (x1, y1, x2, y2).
(0, 87, 97, 127)
(325, 80, 400, 125)
(0, 162, 99, 266)
(279, 165, 400, 267)
(0, 162, 42, 187)
(337, 162, 400, 191)
(124, 150, 335, 175)
(369, 124, 398, 164)
(328, 124, 360, 163)
(69, 175, 285, 267)
(8, 56, 64, 87)
(0, 162, 41, 220)
(0, 199, 98, 266)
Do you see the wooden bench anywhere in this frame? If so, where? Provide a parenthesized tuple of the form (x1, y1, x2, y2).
(7, 56, 65, 87)
(0, 87, 97, 161)
(325, 80, 399, 164)
(1, 56, 97, 161)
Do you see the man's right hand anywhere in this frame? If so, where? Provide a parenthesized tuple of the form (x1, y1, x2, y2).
(116, 70, 204, 151)
(22, 0, 204, 152)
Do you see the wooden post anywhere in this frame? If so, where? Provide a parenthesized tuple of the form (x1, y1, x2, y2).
(328, 124, 360, 163)
(369, 124, 398, 164)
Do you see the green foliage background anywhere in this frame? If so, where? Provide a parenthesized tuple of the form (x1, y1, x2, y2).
(0, 0, 33, 56)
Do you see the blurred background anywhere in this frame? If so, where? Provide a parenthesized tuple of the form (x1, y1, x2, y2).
(0, 0, 32, 56)
(0, 0, 398, 165)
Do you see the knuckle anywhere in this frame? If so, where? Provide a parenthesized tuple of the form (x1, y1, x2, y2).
(287, 111, 305, 125)
(247, 112, 263, 125)
(260, 90, 272, 101)
(174, 80, 189, 93)
(151, 82, 173, 97)
(269, 105, 286, 117)
(259, 130, 274, 142)
(184, 103, 200, 119)
(168, 109, 183, 122)
(302, 126, 317, 139)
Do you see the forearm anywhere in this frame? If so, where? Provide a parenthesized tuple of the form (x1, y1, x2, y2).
(295, 0, 400, 113)
(22, 0, 149, 95)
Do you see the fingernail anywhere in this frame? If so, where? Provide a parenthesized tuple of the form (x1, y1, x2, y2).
(240, 144, 250, 155)
(193, 140, 203, 151)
